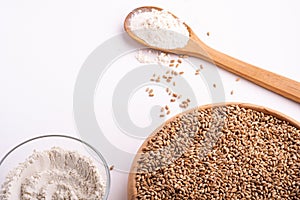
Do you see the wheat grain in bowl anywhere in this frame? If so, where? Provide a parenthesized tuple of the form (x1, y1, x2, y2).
(0, 135, 110, 200)
(128, 103, 300, 199)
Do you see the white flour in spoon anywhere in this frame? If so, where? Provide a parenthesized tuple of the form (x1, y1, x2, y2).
(129, 8, 190, 49)
(0, 147, 106, 200)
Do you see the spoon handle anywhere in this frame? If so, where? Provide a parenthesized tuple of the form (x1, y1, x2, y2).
(190, 40, 300, 103)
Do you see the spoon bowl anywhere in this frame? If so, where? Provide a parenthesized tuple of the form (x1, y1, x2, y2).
(124, 6, 300, 103)
(124, 6, 205, 56)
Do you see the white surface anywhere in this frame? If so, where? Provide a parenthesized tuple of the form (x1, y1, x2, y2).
(0, 0, 299, 199)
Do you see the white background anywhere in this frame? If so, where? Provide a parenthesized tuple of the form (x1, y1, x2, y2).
(0, 0, 299, 199)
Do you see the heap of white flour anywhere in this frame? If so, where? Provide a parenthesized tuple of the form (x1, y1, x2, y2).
(129, 8, 189, 49)
(0, 147, 106, 200)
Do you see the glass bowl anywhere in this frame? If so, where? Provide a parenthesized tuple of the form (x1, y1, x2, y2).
(0, 134, 110, 199)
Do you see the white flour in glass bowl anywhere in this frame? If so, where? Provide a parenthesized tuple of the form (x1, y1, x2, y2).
(0, 147, 106, 200)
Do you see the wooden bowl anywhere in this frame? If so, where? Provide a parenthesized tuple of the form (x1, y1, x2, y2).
(127, 102, 300, 199)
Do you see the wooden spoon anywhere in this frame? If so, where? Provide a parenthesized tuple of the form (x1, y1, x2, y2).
(124, 6, 300, 103)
